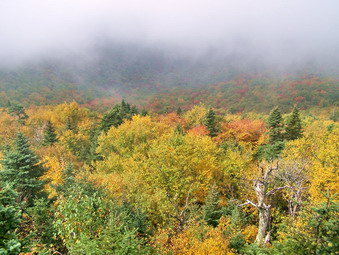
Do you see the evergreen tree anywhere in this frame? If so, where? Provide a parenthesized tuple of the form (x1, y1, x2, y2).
(6, 102, 28, 125)
(0, 133, 47, 205)
(100, 106, 123, 133)
(0, 185, 21, 254)
(203, 185, 222, 227)
(87, 124, 102, 163)
(285, 106, 303, 141)
(42, 121, 58, 146)
(204, 109, 218, 137)
(130, 105, 139, 116)
(267, 106, 284, 144)
(100, 100, 139, 133)
(140, 109, 148, 116)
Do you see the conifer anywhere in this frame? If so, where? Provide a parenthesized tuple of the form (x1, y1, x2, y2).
(285, 106, 303, 140)
(267, 106, 284, 144)
(204, 109, 218, 137)
(0, 185, 21, 253)
(0, 133, 47, 205)
(43, 121, 58, 146)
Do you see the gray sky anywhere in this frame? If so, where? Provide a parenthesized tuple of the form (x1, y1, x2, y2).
(1, 0, 339, 68)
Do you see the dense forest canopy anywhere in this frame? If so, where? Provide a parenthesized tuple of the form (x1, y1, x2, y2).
(0, 98, 338, 254)
(1, 0, 339, 254)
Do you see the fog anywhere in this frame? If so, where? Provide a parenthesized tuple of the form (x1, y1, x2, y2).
(1, 0, 339, 72)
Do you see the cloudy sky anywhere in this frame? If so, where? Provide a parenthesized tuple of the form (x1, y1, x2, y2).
(0, 0, 339, 67)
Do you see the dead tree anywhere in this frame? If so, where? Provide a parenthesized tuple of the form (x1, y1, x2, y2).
(277, 159, 309, 217)
(166, 184, 193, 232)
(239, 161, 291, 246)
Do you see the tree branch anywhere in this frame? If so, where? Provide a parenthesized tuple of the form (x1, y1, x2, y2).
(267, 185, 292, 196)
(238, 199, 258, 208)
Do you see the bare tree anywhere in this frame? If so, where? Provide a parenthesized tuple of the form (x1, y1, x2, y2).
(239, 161, 291, 246)
(277, 159, 309, 217)
(166, 183, 193, 232)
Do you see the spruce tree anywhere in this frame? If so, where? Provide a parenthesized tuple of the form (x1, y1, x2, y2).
(0, 133, 47, 205)
(0, 185, 21, 254)
(285, 106, 303, 141)
(140, 109, 148, 117)
(43, 121, 58, 146)
(267, 106, 284, 144)
(100, 106, 123, 133)
(100, 101, 139, 133)
(204, 109, 218, 137)
(203, 185, 222, 227)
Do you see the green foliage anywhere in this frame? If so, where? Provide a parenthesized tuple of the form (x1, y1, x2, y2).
(204, 109, 218, 137)
(174, 124, 184, 135)
(256, 141, 285, 161)
(0, 133, 47, 205)
(272, 197, 339, 255)
(65, 117, 78, 133)
(203, 185, 222, 227)
(54, 182, 150, 254)
(267, 106, 284, 144)
(42, 121, 58, 146)
(6, 102, 28, 125)
(25, 198, 63, 253)
(0, 186, 21, 255)
(100, 100, 139, 133)
(285, 106, 303, 140)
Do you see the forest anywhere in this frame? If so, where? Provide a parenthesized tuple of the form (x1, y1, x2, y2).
(0, 95, 338, 254)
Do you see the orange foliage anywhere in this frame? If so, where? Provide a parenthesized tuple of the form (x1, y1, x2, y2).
(187, 125, 209, 136)
(218, 119, 267, 145)
(156, 112, 187, 128)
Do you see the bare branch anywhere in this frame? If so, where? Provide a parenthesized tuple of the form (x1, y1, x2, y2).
(238, 199, 258, 208)
(267, 185, 292, 196)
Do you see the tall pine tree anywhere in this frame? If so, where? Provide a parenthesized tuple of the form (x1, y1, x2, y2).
(43, 121, 58, 146)
(0, 133, 47, 205)
(267, 106, 284, 144)
(204, 109, 219, 137)
(100, 100, 139, 133)
(285, 106, 303, 141)
(0, 185, 21, 254)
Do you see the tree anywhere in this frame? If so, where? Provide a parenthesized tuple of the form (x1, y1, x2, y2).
(65, 117, 78, 133)
(204, 109, 218, 137)
(267, 106, 284, 144)
(6, 101, 28, 125)
(203, 185, 222, 227)
(239, 162, 291, 246)
(285, 106, 303, 141)
(100, 106, 123, 133)
(43, 121, 58, 146)
(273, 197, 339, 255)
(0, 133, 47, 205)
(0, 185, 21, 254)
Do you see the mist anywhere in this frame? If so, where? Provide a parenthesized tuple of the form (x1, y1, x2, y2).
(1, 0, 339, 73)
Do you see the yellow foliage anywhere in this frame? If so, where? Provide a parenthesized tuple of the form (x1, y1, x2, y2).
(183, 104, 207, 128)
(309, 130, 339, 203)
(36, 145, 79, 197)
(0, 109, 20, 143)
(242, 225, 258, 243)
(152, 220, 234, 255)
(97, 115, 171, 158)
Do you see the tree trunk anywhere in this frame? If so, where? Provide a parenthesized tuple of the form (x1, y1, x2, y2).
(255, 205, 271, 245)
